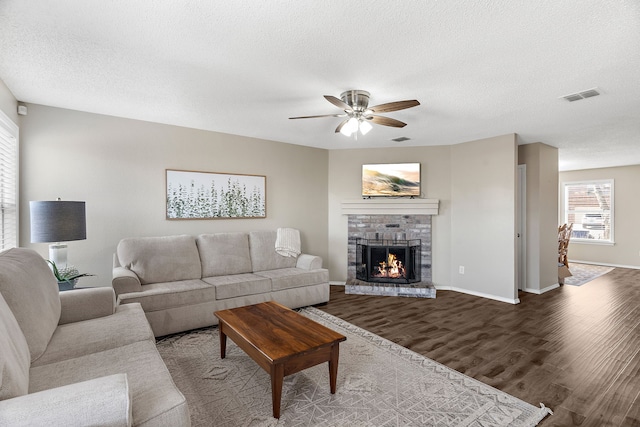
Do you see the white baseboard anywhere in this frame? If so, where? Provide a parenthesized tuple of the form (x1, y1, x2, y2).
(435, 286, 520, 305)
(569, 260, 640, 270)
(524, 283, 560, 294)
(335, 280, 551, 304)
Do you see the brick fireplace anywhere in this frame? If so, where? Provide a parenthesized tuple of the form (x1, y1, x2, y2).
(341, 198, 438, 297)
(347, 214, 432, 280)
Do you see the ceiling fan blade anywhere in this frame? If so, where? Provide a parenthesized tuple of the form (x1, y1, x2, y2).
(368, 115, 407, 128)
(324, 95, 353, 111)
(289, 114, 347, 119)
(368, 100, 420, 113)
(335, 118, 350, 133)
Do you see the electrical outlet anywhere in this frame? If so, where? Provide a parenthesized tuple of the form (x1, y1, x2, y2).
(459, 266, 465, 274)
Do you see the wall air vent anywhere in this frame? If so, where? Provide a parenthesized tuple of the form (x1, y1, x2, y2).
(391, 137, 411, 142)
(560, 88, 601, 102)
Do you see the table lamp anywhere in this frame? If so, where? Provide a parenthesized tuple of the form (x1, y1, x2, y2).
(30, 199, 86, 268)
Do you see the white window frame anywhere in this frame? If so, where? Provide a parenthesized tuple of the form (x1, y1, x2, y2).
(0, 109, 19, 251)
(561, 179, 614, 245)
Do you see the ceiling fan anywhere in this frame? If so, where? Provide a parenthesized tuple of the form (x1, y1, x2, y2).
(289, 90, 420, 137)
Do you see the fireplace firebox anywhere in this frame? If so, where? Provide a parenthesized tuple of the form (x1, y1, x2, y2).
(356, 238, 421, 283)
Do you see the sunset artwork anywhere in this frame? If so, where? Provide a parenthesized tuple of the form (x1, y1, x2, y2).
(362, 163, 421, 197)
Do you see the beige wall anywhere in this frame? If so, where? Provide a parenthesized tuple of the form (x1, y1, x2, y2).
(450, 134, 518, 302)
(19, 104, 329, 285)
(559, 165, 640, 268)
(0, 79, 18, 124)
(328, 145, 452, 287)
(16, 99, 528, 302)
(328, 134, 519, 303)
(518, 143, 559, 292)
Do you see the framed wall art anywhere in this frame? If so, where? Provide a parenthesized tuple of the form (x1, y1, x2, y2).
(166, 169, 266, 219)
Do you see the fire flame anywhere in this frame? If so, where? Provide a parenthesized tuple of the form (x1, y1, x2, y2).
(375, 253, 405, 278)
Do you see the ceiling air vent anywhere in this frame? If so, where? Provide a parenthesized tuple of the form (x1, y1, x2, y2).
(391, 136, 411, 142)
(560, 88, 601, 102)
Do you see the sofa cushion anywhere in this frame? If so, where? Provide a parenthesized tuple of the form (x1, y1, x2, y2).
(197, 232, 252, 277)
(249, 230, 297, 272)
(0, 374, 132, 427)
(202, 273, 271, 300)
(29, 340, 189, 427)
(117, 279, 216, 313)
(0, 248, 60, 363)
(116, 235, 202, 284)
(0, 292, 30, 400)
(32, 303, 154, 367)
(255, 267, 329, 291)
(58, 287, 116, 325)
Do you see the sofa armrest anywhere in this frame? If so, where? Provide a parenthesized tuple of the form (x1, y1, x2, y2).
(0, 374, 132, 427)
(112, 266, 142, 296)
(296, 254, 323, 270)
(59, 287, 116, 325)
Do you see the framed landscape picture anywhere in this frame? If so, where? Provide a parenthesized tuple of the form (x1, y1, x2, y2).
(166, 169, 266, 219)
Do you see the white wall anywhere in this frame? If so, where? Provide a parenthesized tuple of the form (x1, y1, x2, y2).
(559, 165, 640, 268)
(450, 134, 518, 302)
(19, 104, 329, 285)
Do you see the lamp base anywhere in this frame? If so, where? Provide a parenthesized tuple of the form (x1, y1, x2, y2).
(49, 243, 68, 268)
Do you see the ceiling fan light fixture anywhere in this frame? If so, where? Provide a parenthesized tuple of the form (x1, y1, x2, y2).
(340, 117, 359, 136)
(291, 90, 420, 138)
(359, 120, 372, 135)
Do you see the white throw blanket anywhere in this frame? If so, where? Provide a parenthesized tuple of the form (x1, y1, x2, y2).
(275, 227, 301, 258)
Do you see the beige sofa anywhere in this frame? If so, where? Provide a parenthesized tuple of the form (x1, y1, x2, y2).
(0, 248, 190, 427)
(112, 230, 330, 337)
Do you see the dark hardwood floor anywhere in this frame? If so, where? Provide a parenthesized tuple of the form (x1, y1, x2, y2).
(317, 267, 640, 427)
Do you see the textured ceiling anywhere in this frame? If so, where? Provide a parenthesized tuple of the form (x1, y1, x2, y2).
(1, 1, 639, 171)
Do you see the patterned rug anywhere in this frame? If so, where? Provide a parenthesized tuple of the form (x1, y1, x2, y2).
(156, 307, 552, 426)
(564, 263, 614, 286)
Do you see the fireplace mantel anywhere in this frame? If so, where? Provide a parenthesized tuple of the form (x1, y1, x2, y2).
(341, 198, 439, 215)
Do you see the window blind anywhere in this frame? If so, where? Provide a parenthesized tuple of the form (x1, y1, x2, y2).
(0, 114, 18, 251)
(563, 180, 614, 243)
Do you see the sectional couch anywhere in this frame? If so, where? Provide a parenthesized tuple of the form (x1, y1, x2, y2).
(112, 230, 330, 337)
(0, 247, 190, 426)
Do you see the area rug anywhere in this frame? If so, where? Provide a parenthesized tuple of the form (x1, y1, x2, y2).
(156, 307, 552, 426)
(564, 263, 614, 286)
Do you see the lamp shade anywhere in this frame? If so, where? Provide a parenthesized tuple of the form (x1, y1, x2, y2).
(30, 200, 86, 243)
(359, 120, 373, 135)
(340, 117, 359, 136)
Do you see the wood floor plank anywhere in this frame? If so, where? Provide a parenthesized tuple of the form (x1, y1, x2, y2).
(590, 349, 640, 426)
(553, 357, 629, 425)
(317, 266, 640, 426)
(622, 390, 640, 426)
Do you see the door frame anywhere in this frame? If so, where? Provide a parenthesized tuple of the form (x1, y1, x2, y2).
(517, 164, 527, 292)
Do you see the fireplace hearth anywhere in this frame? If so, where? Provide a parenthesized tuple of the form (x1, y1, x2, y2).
(356, 238, 421, 284)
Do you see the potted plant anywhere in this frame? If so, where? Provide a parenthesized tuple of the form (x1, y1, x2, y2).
(48, 260, 94, 291)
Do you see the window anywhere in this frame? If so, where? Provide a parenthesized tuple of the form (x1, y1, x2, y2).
(562, 180, 614, 244)
(0, 110, 18, 251)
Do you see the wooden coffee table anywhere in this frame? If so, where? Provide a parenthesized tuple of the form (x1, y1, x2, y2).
(214, 301, 346, 419)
